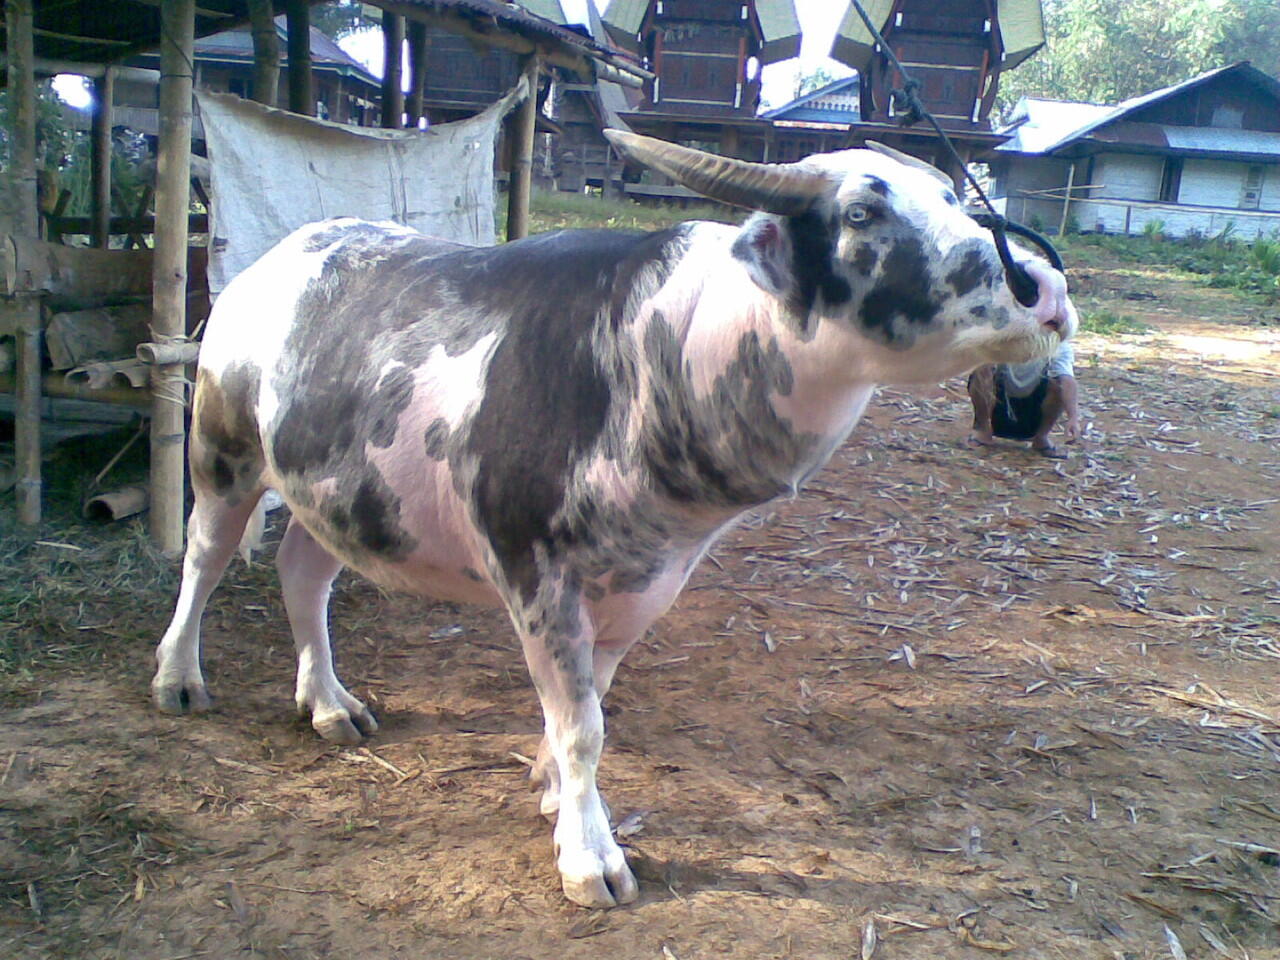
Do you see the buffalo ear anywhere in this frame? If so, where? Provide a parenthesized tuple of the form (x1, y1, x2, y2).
(730, 216, 794, 300)
(863, 141, 953, 188)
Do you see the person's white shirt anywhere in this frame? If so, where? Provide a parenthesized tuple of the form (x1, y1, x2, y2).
(1002, 341, 1075, 398)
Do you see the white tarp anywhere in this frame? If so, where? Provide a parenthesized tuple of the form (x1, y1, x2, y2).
(197, 81, 525, 294)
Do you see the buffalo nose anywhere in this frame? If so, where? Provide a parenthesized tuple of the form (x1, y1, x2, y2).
(1006, 261, 1041, 308)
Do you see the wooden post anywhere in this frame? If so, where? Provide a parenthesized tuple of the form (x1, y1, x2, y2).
(1059, 161, 1077, 236)
(405, 20, 428, 128)
(91, 67, 115, 249)
(150, 0, 195, 555)
(285, 0, 313, 116)
(247, 0, 280, 106)
(6, 0, 42, 526)
(381, 12, 405, 128)
(505, 55, 540, 242)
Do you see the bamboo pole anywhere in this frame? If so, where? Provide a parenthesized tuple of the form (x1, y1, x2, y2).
(405, 19, 427, 128)
(149, 0, 195, 555)
(285, 0, 312, 116)
(1059, 161, 1077, 237)
(381, 12, 404, 128)
(505, 55, 539, 242)
(6, 0, 42, 526)
(247, 0, 279, 106)
(91, 67, 114, 249)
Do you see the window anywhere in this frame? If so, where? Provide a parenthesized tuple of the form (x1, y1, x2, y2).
(1211, 105, 1244, 129)
(1159, 158, 1183, 203)
(1241, 165, 1264, 210)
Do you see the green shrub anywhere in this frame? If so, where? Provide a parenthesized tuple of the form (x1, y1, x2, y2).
(1080, 309, 1154, 336)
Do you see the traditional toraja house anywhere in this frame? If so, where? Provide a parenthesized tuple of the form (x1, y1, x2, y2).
(818, 0, 1046, 187)
(598, 0, 802, 201)
(986, 62, 1280, 239)
(0, 0, 646, 548)
(760, 75, 862, 162)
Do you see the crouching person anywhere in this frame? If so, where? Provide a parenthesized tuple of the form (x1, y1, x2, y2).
(968, 342, 1081, 459)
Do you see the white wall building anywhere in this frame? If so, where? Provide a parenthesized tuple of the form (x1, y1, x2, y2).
(987, 63, 1280, 240)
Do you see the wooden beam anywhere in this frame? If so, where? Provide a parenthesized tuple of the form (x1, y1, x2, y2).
(405, 19, 427, 128)
(91, 67, 114, 249)
(505, 56, 539, 243)
(285, 0, 313, 116)
(150, 0, 195, 556)
(247, 0, 279, 106)
(6, 0, 42, 527)
(381, 12, 405, 128)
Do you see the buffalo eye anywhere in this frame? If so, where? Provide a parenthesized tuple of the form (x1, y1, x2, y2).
(844, 203, 875, 227)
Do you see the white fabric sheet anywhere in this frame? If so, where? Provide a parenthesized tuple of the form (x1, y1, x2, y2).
(197, 81, 525, 294)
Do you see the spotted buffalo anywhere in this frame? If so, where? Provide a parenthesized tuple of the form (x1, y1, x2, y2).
(152, 131, 1077, 908)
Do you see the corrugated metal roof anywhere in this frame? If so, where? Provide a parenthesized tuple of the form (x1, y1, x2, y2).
(1028, 62, 1280, 156)
(1151, 126, 1280, 159)
(762, 74, 860, 121)
(830, 0, 1045, 73)
(995, 97, 1112, 154)
(162, 18, 378, 85)
(519, 0, 569, 25)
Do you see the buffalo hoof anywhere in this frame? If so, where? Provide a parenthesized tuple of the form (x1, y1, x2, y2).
(151, 678, 213, 714)
(557, 841, 638, 908)
(300, 702, 378, 745)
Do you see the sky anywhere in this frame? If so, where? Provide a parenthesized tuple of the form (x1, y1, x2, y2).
(53, 0, 853, 112)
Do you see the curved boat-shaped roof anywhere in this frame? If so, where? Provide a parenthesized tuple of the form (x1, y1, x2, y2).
(603, 0, 801, 66)
(830, 0, 1045, 74)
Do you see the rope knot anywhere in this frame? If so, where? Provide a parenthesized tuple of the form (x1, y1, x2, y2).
(891, 78, 926, 127)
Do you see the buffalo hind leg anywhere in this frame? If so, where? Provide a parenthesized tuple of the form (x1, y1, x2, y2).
(520, 607, 638, 908)
(276, 517, 377, 744)
(532, 638, 634, 822)
(152, 486, 265, 713)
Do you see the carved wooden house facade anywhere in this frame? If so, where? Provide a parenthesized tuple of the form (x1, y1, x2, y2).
(823, 0, 1045, 186)
(599, 0, 801, 199)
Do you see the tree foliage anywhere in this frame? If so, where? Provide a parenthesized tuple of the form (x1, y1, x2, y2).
(310, 1, 377, 40)
(999, 0, 1280, 112)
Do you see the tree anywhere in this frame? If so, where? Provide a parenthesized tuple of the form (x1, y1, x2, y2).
(792, 67, 838, 101)
(310, 1, 377, 40)
(997, 0, 1280, 113)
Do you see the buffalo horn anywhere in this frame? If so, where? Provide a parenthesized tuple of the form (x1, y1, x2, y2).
(604, 129, 829, 216)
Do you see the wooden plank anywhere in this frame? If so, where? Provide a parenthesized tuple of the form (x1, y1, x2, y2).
(45, 212, 209, 237)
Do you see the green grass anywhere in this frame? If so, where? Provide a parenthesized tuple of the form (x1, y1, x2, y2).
(1078, 308, 1155, 337)
(1059, 231, 1280, 304)
(500, 188, 739, 236)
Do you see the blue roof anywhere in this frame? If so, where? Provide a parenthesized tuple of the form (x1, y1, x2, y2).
(762, 75, 859, 124)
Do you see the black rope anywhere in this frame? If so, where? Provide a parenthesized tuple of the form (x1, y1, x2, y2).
(847, 0, 1063, 307)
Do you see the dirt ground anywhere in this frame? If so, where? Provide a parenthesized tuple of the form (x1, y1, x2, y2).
(2, 248, 1279, 959)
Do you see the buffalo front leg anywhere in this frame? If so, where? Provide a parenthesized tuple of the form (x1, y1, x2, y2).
(276, 517, 377, 744)
(531, 639, 635, 823)
(153, 487, 265, 713)
(520, 612, 638, 908)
